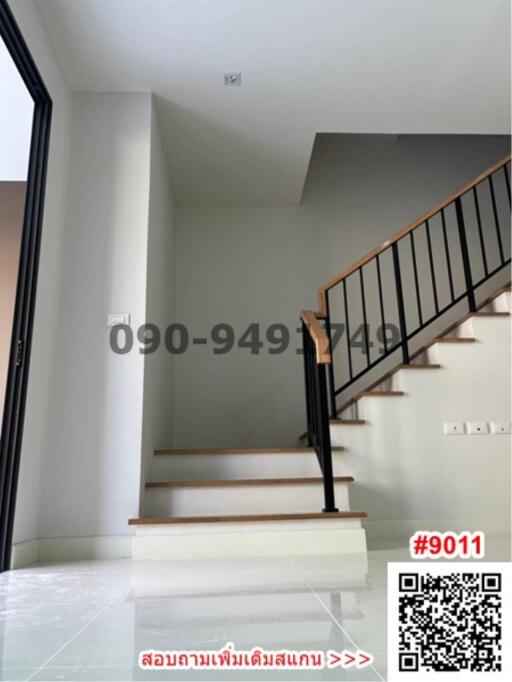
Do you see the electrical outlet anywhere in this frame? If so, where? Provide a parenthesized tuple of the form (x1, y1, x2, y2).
(490, 422, 512, 434)
(467, 422, 489, 435)
(444, 422, 465, 435)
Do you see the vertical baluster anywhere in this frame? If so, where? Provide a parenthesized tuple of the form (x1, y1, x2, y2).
(324, 291, 337, 419)
(504, 164, 511, 205)
(312, 344, 319, 447)
(317, 362, 337, 513)
(342, 278, 353, 380)
(409, 231, 423, 325)
(376, 254, 388, 353)
(425, 219, 439, 315)
(472, 187, 488, 278)
(301, 322, 312, 446)
(392, 242, 410, 364)
(359, 267, 371, 368)
(489, 175, 505, 264)
(455, 197, 476, 312)
(440, 209, 455, 302)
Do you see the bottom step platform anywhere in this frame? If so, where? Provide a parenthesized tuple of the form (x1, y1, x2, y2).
(129, 512, 368, 565)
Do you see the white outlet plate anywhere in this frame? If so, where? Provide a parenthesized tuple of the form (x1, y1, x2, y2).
(490, 422, 512, 434)
(107, 313, 130, 327)
(444, 422, 465, 435)
(467, 422, 489, 435)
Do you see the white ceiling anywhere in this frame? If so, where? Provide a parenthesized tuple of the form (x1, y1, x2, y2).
(37, 0, 511, 205)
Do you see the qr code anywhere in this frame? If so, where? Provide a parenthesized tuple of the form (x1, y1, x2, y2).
(398, 572, 502, 672)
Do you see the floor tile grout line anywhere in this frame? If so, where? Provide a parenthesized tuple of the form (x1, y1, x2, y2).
(309, 587, 385, 682)
(26, 600, 115, 681)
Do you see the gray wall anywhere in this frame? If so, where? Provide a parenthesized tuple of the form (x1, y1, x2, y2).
(174, 134, 510, 448)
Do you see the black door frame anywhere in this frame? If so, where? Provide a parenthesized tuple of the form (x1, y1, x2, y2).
(0, 0, 52, 571)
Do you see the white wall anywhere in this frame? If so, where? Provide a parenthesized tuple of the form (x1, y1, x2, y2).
(140, 103, 176, 495)
(11, 0, 72, 547)
(334, 302, 511, 544)
(174, 134, 510, 448)
(13, 84, 177, 558)
(36, 92, 152, 541)
(0, 36, 33, 181)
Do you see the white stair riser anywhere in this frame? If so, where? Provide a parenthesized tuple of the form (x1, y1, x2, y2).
(151, 452, 347, 482)
(482, 290, 510, 313)
(143, 481, 351, 517)
(133, 518, 367, 561)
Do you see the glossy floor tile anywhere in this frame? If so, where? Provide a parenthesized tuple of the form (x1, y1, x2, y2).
(0, 538, 509, 681)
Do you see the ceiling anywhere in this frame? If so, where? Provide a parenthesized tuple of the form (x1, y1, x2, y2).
(36, 0, 511, 205)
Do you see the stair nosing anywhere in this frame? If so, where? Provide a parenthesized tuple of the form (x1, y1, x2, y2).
(360, 390, 404, 397)
(146, 476, 354, 489)
(434, 337, 476, 343)
(154, 447, 345, 456)
(129, 511, 367, 525)
(398, 363, 441, 369)
(472, 312, 510, 317)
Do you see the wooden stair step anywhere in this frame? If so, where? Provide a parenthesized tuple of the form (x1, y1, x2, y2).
(399, 363, 441, 369)
(329, 418, 366, 425)
(435, 337, 476, 343)
(154, 447, 344, 456)
(472, 311, 510, 317)
(146, 476, 353, 489)
(129, 511, 367, 525)
(360, 390, 404, 397)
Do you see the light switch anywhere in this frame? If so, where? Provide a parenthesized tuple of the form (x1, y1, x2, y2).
(490, 422, 512, 434)
(467, 422, 489, 435)
(444, 422, 465, 435)
(107, 313, 130, 327)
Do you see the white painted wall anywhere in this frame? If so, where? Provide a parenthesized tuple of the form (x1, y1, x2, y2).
(10, 0, 72, 547)
(140, 103, 176, 497)
(174, 134, 510, 448)
(0, 36, 33, 181)
(36, 93, 152, 541)
(334, 300, 511, 544)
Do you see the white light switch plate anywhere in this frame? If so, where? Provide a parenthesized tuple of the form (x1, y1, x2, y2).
(490, 422, 512, 434)
(467, 422, 489, 435)
(107, 313, 130, 327)
(444, 422, 465, 435)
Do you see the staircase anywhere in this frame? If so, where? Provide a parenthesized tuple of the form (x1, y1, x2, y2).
(129, 155, 511, 563)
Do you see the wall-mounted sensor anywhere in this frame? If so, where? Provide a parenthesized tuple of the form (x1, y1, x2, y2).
(224, 73, 241, 86)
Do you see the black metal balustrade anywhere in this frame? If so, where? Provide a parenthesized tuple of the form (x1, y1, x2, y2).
(301, 156, 511, 510)
(301, 312, 337, 512)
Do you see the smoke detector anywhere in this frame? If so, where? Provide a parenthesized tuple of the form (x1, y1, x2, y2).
(224, 73, 242, 86)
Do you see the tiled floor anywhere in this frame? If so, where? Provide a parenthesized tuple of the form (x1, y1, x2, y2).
(0, 540, 509, 681)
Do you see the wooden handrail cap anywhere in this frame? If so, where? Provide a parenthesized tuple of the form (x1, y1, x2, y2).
(301, 310, 331, 364)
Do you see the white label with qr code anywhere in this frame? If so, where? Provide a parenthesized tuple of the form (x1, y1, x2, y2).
(388, 563, 511, 679)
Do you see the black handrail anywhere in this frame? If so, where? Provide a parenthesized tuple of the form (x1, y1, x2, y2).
(320, 157, 511, 417)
